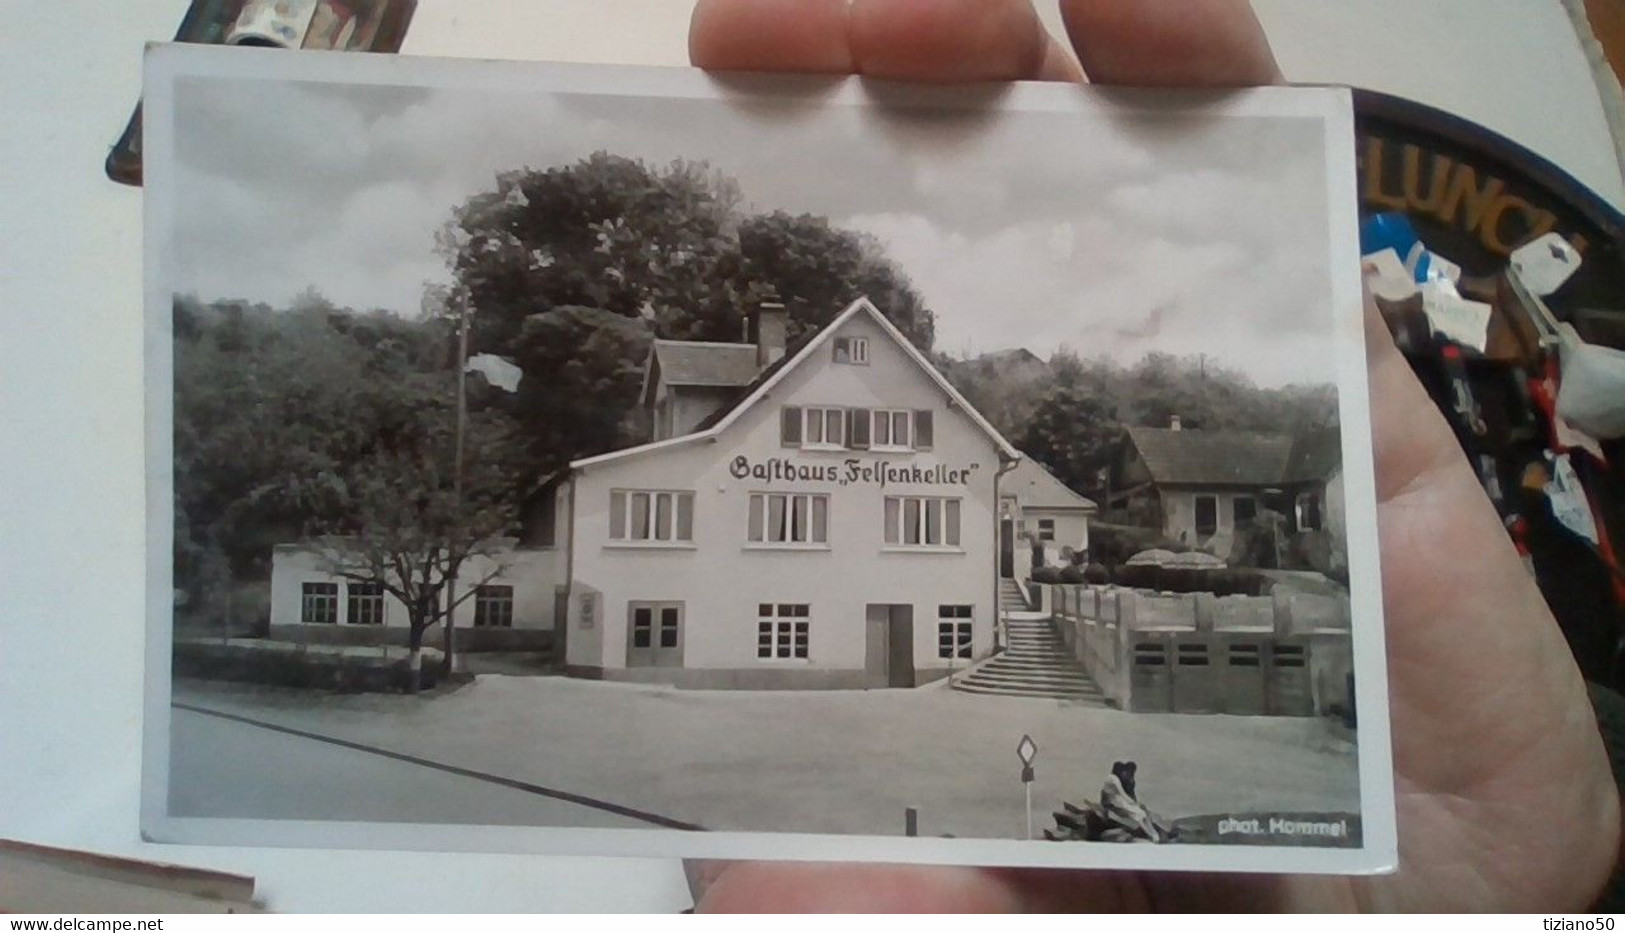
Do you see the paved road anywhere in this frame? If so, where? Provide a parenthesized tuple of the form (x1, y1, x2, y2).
(169, 706, 658, 829)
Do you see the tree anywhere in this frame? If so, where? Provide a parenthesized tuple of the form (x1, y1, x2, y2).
(171, 292, 528, 676)
(735, 211, 934, 349)
(1017, 382, 1122, 500)
(506, 304, 654, 475)
(307, 389, 522, 691)
(439, 155, 935, 476)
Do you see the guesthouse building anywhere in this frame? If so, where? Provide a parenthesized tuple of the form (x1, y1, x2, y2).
(554, 297, 1020, 688)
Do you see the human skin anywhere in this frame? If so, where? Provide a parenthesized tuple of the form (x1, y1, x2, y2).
(687, 0, 1622, 912)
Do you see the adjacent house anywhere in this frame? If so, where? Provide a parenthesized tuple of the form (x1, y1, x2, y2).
(1110, 420, 1344, 567)
(998, 457, 1098, 585)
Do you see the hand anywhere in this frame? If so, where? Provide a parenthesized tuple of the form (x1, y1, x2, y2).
(688, 0, 1621, 911)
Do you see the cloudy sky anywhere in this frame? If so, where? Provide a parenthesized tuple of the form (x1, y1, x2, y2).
(169, 73, 1338, 387)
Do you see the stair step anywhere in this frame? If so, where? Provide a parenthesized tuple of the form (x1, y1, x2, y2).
(965, 671, 1097, 686)
(953, 683, 1102, 701)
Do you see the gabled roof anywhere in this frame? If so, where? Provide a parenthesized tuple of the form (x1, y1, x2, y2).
(639, 340, 762, 406)
(1125, 426, 1301, 488)
(1006, 457, 1098, 511)
(574, 297, 1021, 470)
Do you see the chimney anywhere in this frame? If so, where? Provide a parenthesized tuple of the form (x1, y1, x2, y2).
(748, 301, 788, 368)
(1169, 414, 1182, 432)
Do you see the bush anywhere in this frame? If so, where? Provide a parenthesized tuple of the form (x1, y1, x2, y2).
(1083, 562, 1112, 584)
(1030, 565, 1065, 584)
(1058, 564, 1086, 584)
(1090, 521, 1186, 567)
(1110, 565, 1276, 596)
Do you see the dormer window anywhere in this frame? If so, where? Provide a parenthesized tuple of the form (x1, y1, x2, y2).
(833, 337, 869, 365)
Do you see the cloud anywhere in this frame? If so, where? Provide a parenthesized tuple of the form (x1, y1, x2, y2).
(165, 74, 1339, 385)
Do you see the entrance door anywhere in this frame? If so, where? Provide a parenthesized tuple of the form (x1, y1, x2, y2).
(864, 604, 915, 688)
(627, 602, 683, 668)
(1000, 518, 1015, 578)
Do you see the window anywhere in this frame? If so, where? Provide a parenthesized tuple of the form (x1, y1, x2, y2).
(937, 605, 973, 659)
(346, 582, 384, 626)
(1228, 643, 1261, 668)
(748, 492, 829, 545)
(802, 406, 846, 448)
(757, 603, 810, 659)
(781, 407, 934, 451)
(609, 490, 694, 543)
(1273, 644, 1306, 668)
(1133, 642, 1167, 667)
(627, 604, 679, 653)
(301, 582, 338, 624)
(1194, 495, 1218, 537)
(474, 585, 514, 628)
(781, 406, 849, 449)
(833, 336, 870, 365)
(1233, 496, 1257, 526)
(1037, 518, 1056, 542)
(871, 409, 912, 450)
(1297, 492, 1323, 531)
(883, 496, 961, 548)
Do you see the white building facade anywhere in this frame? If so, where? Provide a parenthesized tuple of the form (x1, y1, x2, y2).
(558, 298, 1019, 688)
(267, 539, 562, 650)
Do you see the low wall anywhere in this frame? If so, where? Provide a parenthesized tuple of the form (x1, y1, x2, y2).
(1048, 584, 1353, 718)
(174, 639, 446, 692)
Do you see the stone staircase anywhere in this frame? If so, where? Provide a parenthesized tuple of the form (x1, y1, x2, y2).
(953, 611, 1106, 702)
(999, 578, 1030, 613)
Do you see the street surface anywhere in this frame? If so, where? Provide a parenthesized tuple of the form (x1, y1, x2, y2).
(171, 675, 1361, 840)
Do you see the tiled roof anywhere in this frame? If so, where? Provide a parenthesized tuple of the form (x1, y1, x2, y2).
(575, 297, 1020, 471)
(1007, 457, 1098, 510)
(650, 340, 762, 388)
(1124, 426, 1324, 487)
(690, 331, 816, 433)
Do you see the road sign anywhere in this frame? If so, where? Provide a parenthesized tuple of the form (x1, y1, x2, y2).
(1017, 734, 1037, 839)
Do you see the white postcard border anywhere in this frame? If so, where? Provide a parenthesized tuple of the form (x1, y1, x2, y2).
(140, 43, 1396, 875)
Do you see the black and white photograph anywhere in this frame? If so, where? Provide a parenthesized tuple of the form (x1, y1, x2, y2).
(140, 45, 1391, 872)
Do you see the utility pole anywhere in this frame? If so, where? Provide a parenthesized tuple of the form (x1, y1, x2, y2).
(443, 288, 470, 679)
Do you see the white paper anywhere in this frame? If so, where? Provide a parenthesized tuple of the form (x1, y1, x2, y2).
(1510, 232, 1583, 297)
(1545, 453, 1600, 546)
(1421, 283, 1492, 352)
(1360, 248, 1418, 302)
(1557, 323, 1625, 439)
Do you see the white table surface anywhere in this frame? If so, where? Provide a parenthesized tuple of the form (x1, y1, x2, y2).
(2, 0, 1620, 913)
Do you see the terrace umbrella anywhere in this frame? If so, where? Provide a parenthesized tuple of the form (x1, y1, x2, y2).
(1124, 548, 1178, 567)
(1165, 551, 1226, 569)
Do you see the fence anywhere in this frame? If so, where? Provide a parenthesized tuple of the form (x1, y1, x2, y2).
(1049, 584, 1353, 718)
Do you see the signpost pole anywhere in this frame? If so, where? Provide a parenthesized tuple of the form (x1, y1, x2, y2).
(1025, 783, 1033, 840)
(1017, 734, 1037, 841)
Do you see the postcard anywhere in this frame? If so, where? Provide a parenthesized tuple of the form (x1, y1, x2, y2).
(141, 43, 1393, 873)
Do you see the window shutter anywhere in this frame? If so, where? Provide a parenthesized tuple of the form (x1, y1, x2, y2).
(781, 406, 802, 447)
(914, 410, 934, 450)
(848, 408, 870, 449)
